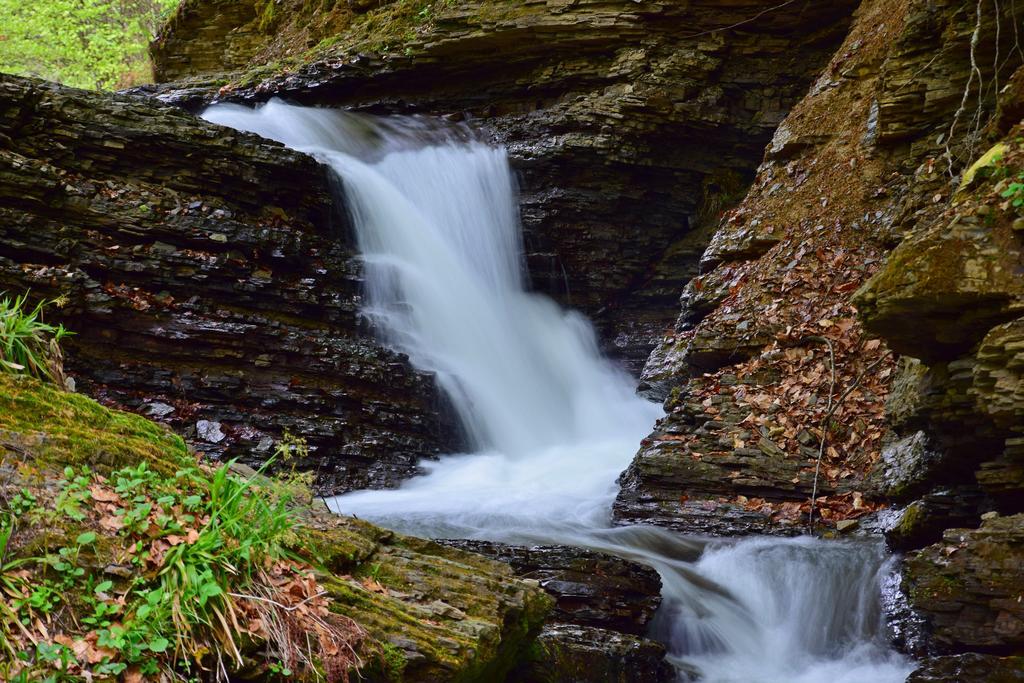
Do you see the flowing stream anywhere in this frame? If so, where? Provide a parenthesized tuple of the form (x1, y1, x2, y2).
(203, 101, 915, 682)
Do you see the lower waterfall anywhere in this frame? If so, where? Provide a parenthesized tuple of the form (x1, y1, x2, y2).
(203, 100, 915, 683)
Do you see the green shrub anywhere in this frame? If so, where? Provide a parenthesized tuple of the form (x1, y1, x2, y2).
(0, 293, 72, 385)
(0, 0, 181, 90)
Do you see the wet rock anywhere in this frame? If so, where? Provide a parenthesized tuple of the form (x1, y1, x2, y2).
(196, 419, 225, 443)
(881, 559, 931, 658)
(865, 431, 944, 502)
(512, 624, 675, 683)
(903, 514, 1024, 653)
(441, 541, 662, 636)
(908, 654, 1024, 682)
(0, 74, 458, 493)
(883, 487, 987, 552)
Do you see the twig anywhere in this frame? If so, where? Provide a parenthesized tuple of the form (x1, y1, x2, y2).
(1013, 0, 1024, 63)
(682, 0, 800, 39)
(807, 349, 893, 533)
(805, 336, 836, 533)
(994, 0, 1002, 98)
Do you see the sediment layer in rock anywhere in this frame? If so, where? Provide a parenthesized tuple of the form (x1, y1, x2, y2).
(616, 0, 1024, 542)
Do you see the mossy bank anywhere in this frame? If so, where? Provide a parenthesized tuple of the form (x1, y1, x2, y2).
(0, 373, 550, 681)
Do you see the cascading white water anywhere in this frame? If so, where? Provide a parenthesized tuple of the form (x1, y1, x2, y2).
(203, 100, 914, 682)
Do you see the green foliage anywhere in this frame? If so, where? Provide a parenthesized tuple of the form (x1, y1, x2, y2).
(0, 455, 299, 679)
(0, 293, 72, 385)
(0, 0, 181, 90)
(1000, 171, 1024, 208)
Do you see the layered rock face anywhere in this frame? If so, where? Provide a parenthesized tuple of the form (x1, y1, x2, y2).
(145, 0, 859, 371)
(615, 0, 1024, 539)
(0, 74, 457, 493)
(606, 0, 1024, 674)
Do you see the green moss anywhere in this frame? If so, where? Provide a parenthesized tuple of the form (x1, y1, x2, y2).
(217, 0, 552, 92)
(254, 0, 279, 32)
(290, 522, 382, 573)
(381, 642, 408, 681)
(0, 374, 189, 474)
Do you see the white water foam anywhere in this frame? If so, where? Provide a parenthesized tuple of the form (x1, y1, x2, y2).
(203, 100, 914, 682)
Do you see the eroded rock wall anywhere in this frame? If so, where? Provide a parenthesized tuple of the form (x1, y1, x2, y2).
(0, 74, 458, 493)
(609, 0, 1024, 673)
(615, 0, 1023, 535)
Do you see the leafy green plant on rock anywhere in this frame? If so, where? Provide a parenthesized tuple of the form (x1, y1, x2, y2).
(999, 171, 1024, 209)
(0, 454, 366, 681)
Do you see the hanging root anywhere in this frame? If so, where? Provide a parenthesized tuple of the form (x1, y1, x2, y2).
(946, 0, 987, 176)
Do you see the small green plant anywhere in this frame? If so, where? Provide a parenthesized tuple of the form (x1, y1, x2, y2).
(272, 431, 316, 505)
(269, 661, 294, 678)
(274, 430, 310, 462)
(8, 489, 37, 517)
(54, 467, 91, 521)
(0, 293, 72, 385)
(1000, 171, 1024, 208)
(0, 513, 36, 659)
(380, 642, 407, 682)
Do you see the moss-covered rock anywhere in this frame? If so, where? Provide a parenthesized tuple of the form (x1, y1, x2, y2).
(857, 132, 1024, 362)
(512, 624, 675, 683)
(0, 374, 551, 681)
(903, 513, 1024, 653)
(0, 372, 188, 474)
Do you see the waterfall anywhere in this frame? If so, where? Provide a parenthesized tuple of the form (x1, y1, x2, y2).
(203, 101, 914, 683)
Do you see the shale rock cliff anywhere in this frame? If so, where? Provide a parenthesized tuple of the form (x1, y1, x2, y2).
(616, 0, 1023, 537)
(609, 0, 1024, 676)
(0, 74, 456, 494)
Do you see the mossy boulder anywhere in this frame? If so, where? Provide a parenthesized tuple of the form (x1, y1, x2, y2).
(0, 372, 188, 475)
(513, 624, 675, 683)
(857, 133, 1024, 362)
